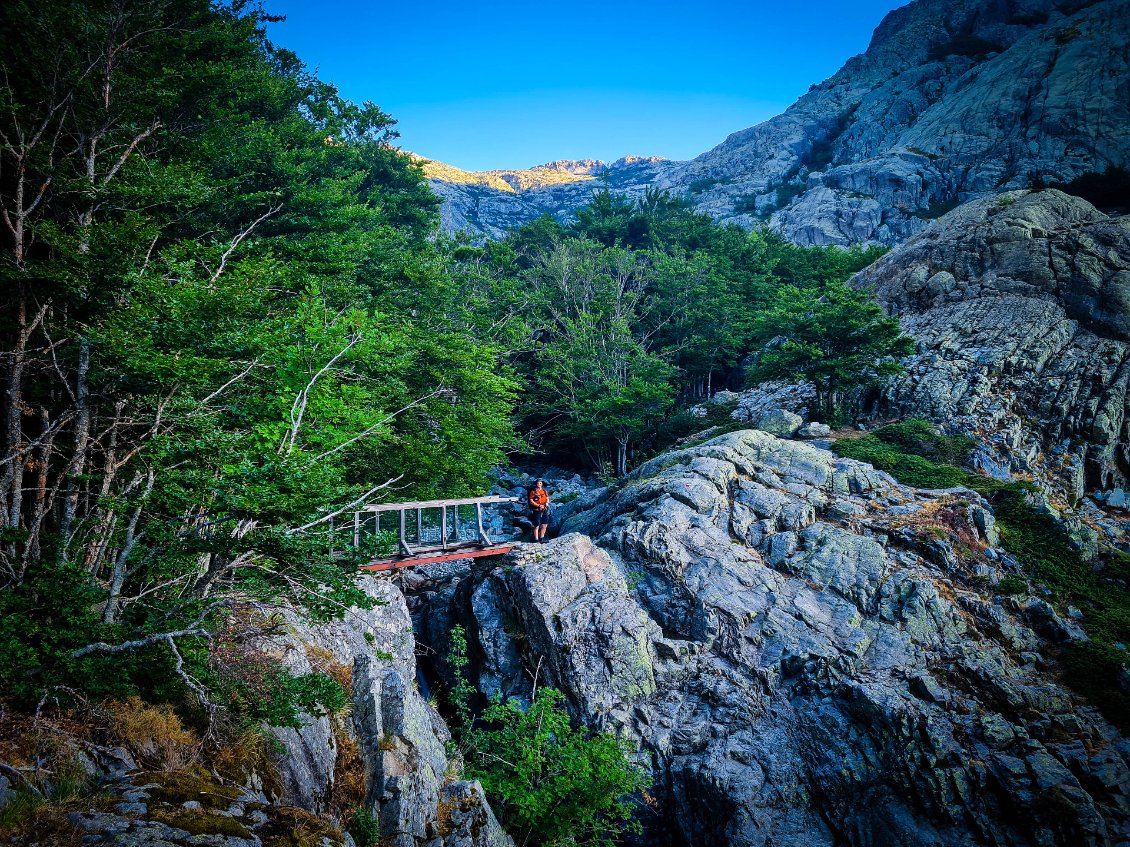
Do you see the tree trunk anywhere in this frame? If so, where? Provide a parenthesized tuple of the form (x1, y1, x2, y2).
(616, 438, 629, 478)
(61, 337, 92, 547)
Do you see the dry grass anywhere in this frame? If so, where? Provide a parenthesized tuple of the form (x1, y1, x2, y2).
(884, 497, 984, 554)
(104, 696, 199, 770)
(0, 704, 112, 847)
(434, 796, 456, 837)
(330, 726, 366, 812)
(258, 805, 344, 847)
(0, 801, 89, 847)
(212, 726, 282, 797)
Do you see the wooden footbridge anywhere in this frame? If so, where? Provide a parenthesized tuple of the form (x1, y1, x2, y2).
(330, 495, 521, 572)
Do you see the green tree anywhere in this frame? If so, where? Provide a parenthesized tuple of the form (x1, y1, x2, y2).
(520, 239, 675, 474)
(0, 0, 514, 716)
(747, 279, 914, 420)
(465, 688, 650, 847)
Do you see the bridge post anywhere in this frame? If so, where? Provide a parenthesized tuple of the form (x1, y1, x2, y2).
(353, 511, 360, 548)
(441, 506, 447, 551)
(476, 501, 490, 545)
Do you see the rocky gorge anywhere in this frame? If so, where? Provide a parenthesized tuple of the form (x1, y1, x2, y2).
(45, 422, 1129, 846)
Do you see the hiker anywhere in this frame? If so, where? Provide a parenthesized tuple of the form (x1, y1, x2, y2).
(527, 478, 550, 542)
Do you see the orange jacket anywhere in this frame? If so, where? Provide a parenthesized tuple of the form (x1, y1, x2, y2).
(528, 488, 549, 509)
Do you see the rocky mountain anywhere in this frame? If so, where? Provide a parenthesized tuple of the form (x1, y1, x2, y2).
(857, 189, 1130, 519)
(425, 0, 1130, 246)
(420, 155, 671, 240)
(413, 430, 1130, 846)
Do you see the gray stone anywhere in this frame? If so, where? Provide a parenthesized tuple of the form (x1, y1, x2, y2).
(754, 409, 804, 437)
(797, 421, 832, 438)
(419, 429, 1130, 846)
(858, 190, 1130, 506)
(909, 674, 948, 703)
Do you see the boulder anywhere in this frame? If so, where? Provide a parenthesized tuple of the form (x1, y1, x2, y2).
(754, 409, 804, 438)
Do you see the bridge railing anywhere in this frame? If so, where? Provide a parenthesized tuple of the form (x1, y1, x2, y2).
(328, 495, 520, 561)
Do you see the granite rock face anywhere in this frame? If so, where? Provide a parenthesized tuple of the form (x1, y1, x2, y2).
(676, 0, 1130, 245)
(269, 580, 513, 847)
(423, 430, 1130, 846)
(855, 189, 1130, 505)
(426, 0, 1129, 246)
(51, 577, 514, 847)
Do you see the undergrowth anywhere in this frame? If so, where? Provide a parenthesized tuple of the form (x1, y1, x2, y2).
(834, 419, 1130, 729)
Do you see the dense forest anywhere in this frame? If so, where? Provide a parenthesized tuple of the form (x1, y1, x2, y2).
(457, 191, 899, 476)
(0, 1, 912, 843)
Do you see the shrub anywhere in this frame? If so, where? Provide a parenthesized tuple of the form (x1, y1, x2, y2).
(465, 688, 649, 847)
(1051, 166, 1130, 213)
(913, 198, 962, 219)
(775, 182, 804, 209)
(997, 575, 1028, 595)
(871, 419, 976, 465)
(445, 625, 476, 732)
(733, 195, 760, 215)
(1009, 11, 1049, 25)
(348, 808, 381, 847)
(1060, 641, 1130, 731)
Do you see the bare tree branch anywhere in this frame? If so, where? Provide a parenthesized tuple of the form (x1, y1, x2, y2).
(100, 119, 161, 185)
(209, 203, 281, 284)
(70, 602, 224, 658)
(201, 359, 262, 404)
(292, 476, 403, 532)
(281, 333, 361, 455)
(310, 389, 443, 461)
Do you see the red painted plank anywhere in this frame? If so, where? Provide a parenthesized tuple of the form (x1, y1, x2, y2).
(360, 545, 515, 572)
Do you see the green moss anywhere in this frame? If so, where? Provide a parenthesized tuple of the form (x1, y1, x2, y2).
(143, 770, 242, 810)
(150, 809, 253, 838)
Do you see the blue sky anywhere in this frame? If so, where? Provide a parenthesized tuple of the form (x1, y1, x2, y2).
(266, 1, 907, 171)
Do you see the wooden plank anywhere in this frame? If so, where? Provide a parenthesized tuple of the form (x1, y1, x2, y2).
(364, 495, 518, 513)
(360, 545, 515, 572)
